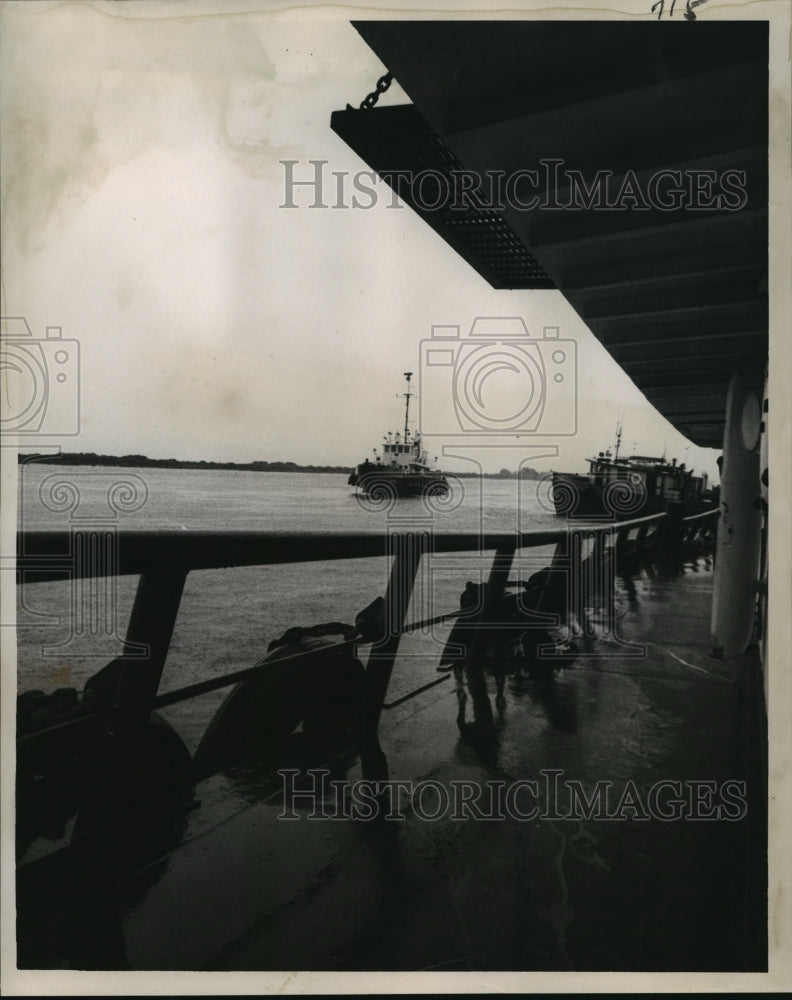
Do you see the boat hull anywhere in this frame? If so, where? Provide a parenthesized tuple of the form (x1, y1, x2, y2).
(349, 467, 449, 499)
(549, 471, 713, 519)
(551, 472, 715, 519)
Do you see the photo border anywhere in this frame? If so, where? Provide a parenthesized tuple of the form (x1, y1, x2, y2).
(1, 0, 789, 993)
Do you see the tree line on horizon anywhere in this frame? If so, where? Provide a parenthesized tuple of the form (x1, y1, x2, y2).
(17, 452, 545, 479)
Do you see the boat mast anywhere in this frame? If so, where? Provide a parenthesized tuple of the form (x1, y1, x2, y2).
(614, 420, 623, 462)
(402, 372, 413, 441)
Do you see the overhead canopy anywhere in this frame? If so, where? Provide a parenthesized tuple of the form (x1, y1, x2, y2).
(331, 21, 768, 448)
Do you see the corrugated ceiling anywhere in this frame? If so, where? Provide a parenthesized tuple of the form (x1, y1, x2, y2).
(331, 21, 768, 448)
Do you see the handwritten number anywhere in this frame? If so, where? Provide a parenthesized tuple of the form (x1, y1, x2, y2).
(652, 0, 706, 18)
(684, 0, 707, 20)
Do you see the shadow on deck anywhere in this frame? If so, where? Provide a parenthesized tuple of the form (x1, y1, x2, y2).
(17, 558, 767, 972)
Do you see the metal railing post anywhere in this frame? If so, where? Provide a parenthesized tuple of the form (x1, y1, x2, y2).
(614, 523, 630, 571)
(112, 568, 189, 717)
(361, 531, 426, 780)
(590, 529, 612, 634)
(569, 528, 587, 637)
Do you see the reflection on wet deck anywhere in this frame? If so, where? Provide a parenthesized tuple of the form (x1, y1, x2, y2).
(17, 556, 766, 972)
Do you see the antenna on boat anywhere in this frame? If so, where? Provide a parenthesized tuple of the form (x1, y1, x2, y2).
(401, 372, 413, 441)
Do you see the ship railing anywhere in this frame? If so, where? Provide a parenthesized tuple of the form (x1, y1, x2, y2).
(15, 507, 719, 779)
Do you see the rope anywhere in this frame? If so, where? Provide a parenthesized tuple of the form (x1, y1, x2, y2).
(267, 621, 358, 651)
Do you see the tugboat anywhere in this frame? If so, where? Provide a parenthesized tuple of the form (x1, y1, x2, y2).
(348, 372, 449, 499)
(551, 424, 718, 518)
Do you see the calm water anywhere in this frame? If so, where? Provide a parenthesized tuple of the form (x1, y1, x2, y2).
(16, 463, 560, 750)
(16, 463, 561, 533)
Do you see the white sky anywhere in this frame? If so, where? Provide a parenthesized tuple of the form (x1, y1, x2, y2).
(1, 1, 723, 478)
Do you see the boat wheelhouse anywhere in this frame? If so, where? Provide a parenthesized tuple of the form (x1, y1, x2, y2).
(551, 428, 717, 518)
(348, 372, 449, 499)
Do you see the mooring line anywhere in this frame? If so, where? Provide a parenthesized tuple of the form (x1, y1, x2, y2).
(644, 641, 733, 683)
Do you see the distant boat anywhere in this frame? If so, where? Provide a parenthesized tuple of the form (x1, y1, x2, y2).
(348, 372, 449, 499)
(551, 424, 719, 518)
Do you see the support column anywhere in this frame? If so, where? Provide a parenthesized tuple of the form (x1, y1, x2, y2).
(711, 372, 763, 658)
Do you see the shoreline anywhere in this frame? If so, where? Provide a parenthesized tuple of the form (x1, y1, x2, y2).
(17, 453, 544, 480)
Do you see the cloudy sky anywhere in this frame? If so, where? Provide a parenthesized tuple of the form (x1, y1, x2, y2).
(1, 0, 725, 478)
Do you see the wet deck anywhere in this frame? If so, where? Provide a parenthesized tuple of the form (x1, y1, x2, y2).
(17, 559, 767, 972)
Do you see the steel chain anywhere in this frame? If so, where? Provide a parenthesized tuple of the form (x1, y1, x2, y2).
(358, 72, 394, 110)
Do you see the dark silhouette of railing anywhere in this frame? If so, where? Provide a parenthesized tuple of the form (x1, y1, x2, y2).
(16, 508, 718, 781)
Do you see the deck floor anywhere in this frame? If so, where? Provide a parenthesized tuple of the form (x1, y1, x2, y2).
(17, 559, 767, 972)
